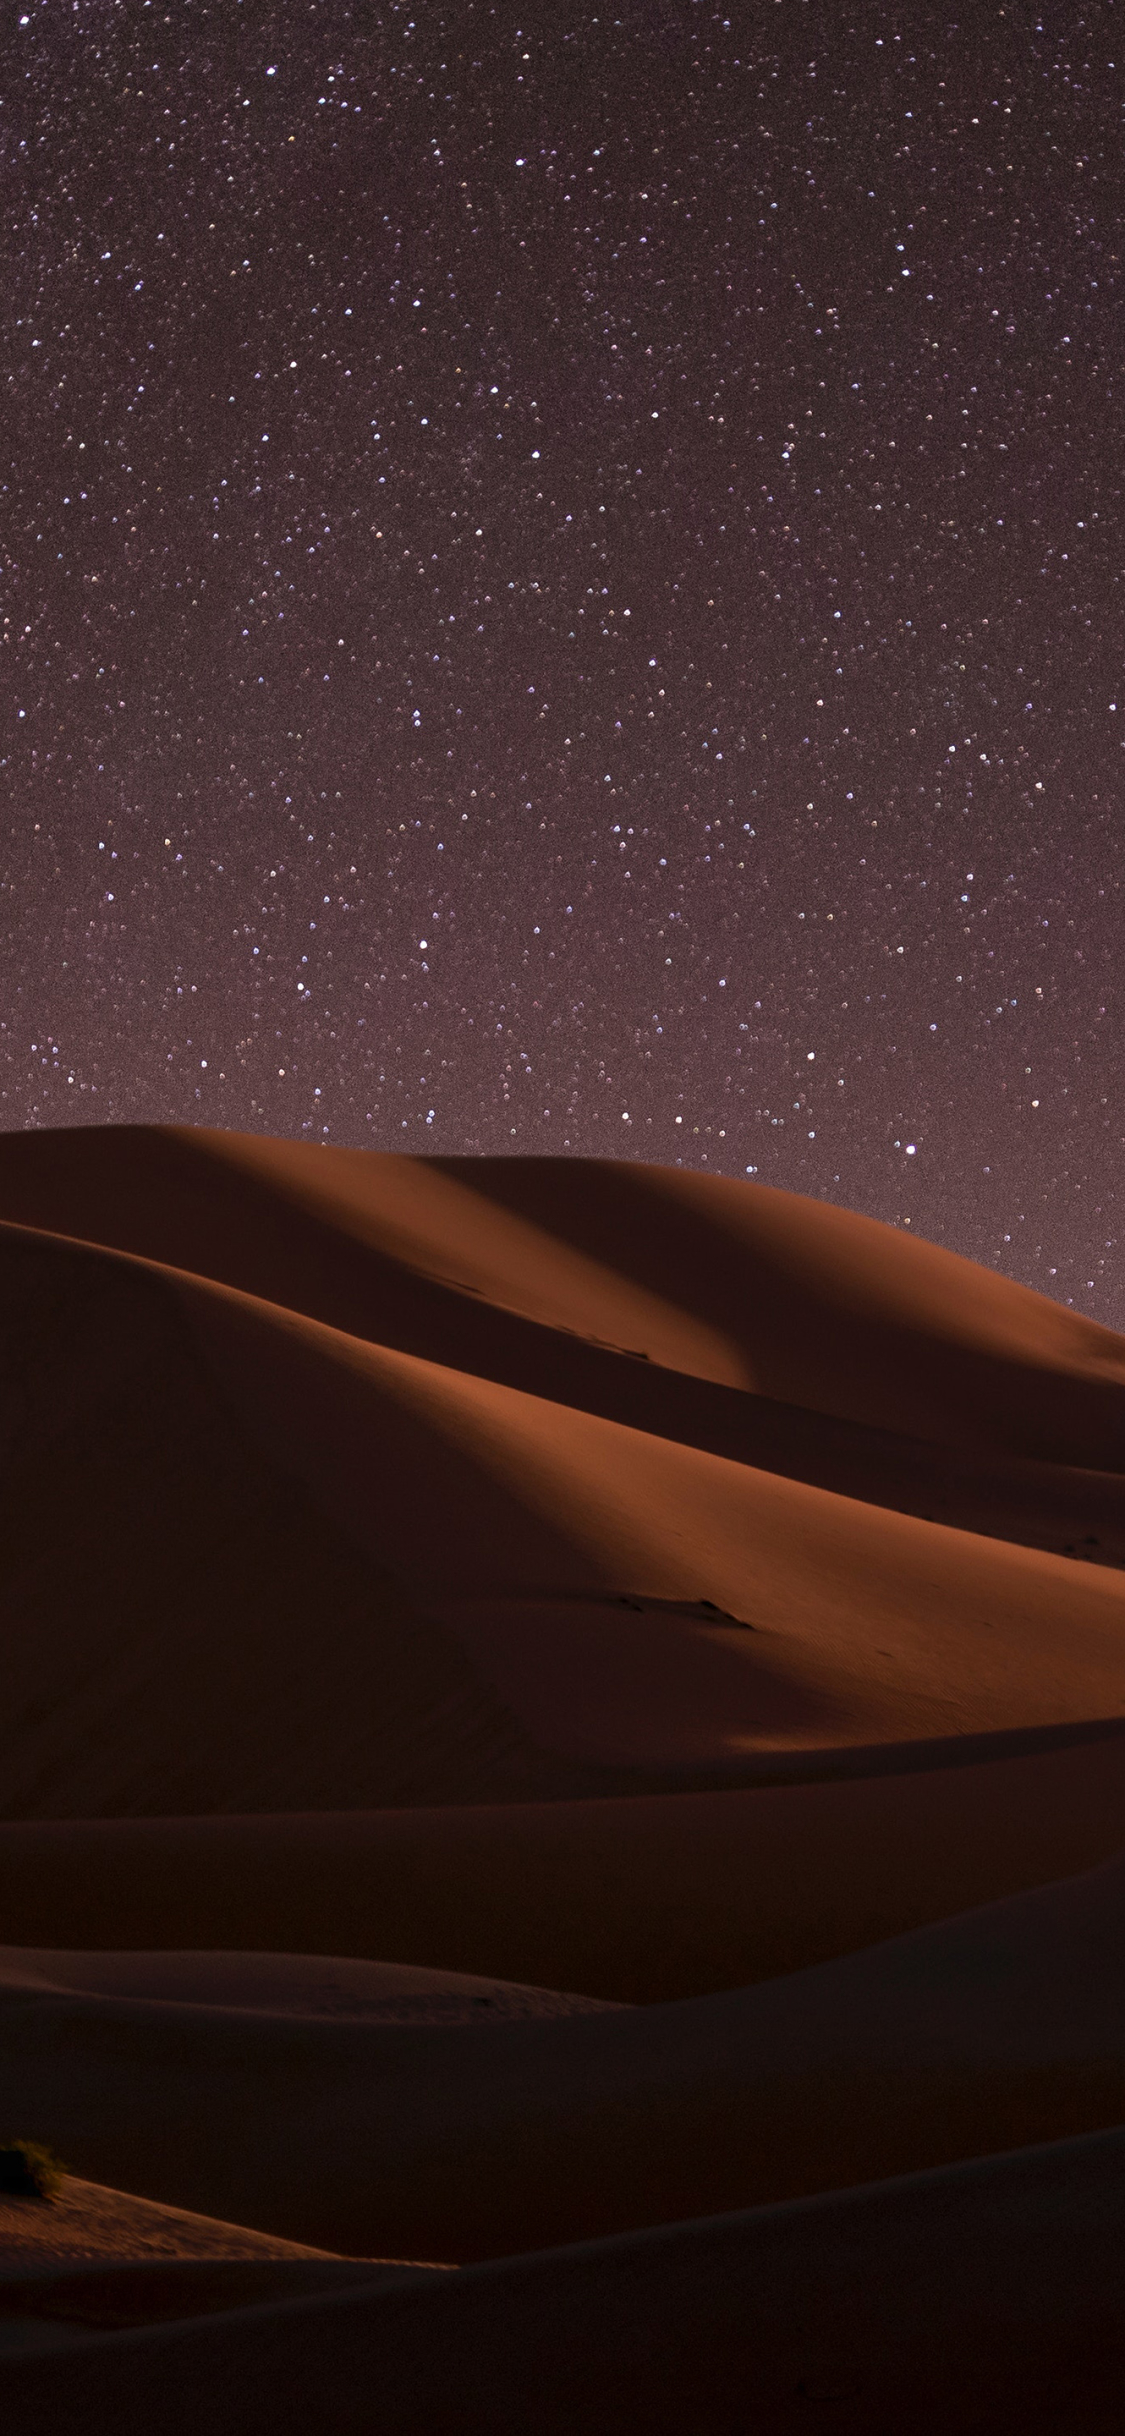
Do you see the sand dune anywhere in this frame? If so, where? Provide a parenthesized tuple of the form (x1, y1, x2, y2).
(7, 1851, 1125, 2261)
(1, 1124, 1123, 1465)
(6, 2130, 1125, 2433)
(8, 1728, 1125, 2001)
(0, 2177, 398, 2271)
(19, 2127, 1125, 2435)
(4, 1126, 1124, 1572)
(0, 1948, 622, 2026)
(4, 1216, 1125, 1820)
(4, 1124, 1125, 2421)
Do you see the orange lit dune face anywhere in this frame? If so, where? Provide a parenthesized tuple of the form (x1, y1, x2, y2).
(2, 1127, 1125, 2428)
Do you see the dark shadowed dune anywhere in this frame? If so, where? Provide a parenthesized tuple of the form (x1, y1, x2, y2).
(7, 2134, 1125, 2434)
(8, 1729, 1125, 2001)
(1, 1122, 1124, 1478)
(2, 1124, 1125, 2424)
(7, 1854, 1125, 2260)
(4, 1216, 1125, 1817)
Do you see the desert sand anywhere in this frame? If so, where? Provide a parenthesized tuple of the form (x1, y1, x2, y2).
(0, 2173, 424, 2269)
(2, 1124, 1125, 2424)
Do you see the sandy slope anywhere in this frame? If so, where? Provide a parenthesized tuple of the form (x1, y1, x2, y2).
(7, 1729, 1125, 2000)
(4, 1130, 1124, 1575)
(4, 1126, 1125, 2420)
(1, 1124, 1123, 1465)
(0, 2178, 377, 2269)
(6, 2132, 1125, 2432)
(4, 1218, 1125, 1819)
(0, 2184, 446, 2382)
(7, 1851, 1125, 2261)
(0, 1949, 622, 2026)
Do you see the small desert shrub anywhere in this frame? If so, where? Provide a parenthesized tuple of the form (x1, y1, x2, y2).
(0, 2140, 66, 2200)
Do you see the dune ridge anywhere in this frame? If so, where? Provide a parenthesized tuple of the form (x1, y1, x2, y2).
(7, 2133, 1125, 2433)
(3, 1123, 1125, 2422)
(4, 1214, 1125, 1819)
(8, 1851, 1125, 2259)
(2, 1124, 1124, 1463)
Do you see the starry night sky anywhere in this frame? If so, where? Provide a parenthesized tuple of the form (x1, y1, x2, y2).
(3, 1, 1122, 1321)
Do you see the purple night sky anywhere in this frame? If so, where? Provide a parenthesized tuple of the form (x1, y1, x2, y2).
(3, 1, 1122, 1319)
